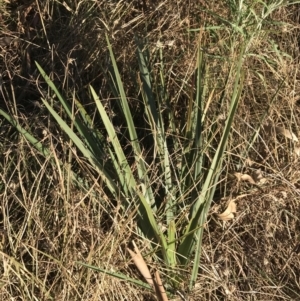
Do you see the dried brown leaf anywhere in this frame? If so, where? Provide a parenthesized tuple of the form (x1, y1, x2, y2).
(275, 126, 298, 142)
(127, 242, 154, 286)
(234, 172, 256, 184)
(253, 169, 267, 184)
(245, 158, 254, 166)
(218, 200, 237, 221)
(264, 125, 298, 142)
(258, 177, 267, 185)
(254, 169, 263, 180)
(154, 270, 169, 301)
(294, 145, 300, 157)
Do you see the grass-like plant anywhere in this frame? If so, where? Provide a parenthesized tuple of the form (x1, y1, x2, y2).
(0, 1, 296, 300)
(39, 34, 244, 295)
(0, 33, 245, 299)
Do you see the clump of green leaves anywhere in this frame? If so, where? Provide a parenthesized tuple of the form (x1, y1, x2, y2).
(0, 35, 244, 300)
(31, 32, 244, 295)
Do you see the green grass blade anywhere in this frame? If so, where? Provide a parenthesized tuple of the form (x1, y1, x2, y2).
(178, 45, 245, 270)
(0, 108, 96, 195)
(74, 96, 106, 146)
(41, 97, 120, 196)
(136, 40, 174, 223)
(188, 50, 245, 289)
(191, 48, 205, 182)
(90, 85, 136, 194)
(35, 62, 105, 160)
(76, 262, 151, 290)
(106, 34, 156, 210)
(74, 94, 128, 192)
(189, 67, 245, 290)
(0, 108, 51, 158)
(182, 47, 206, 196)
(167, 220, 176, 268)
(90, 87, 169, 264)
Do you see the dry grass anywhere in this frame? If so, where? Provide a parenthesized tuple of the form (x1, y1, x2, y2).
(1, 0, 300, 300)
